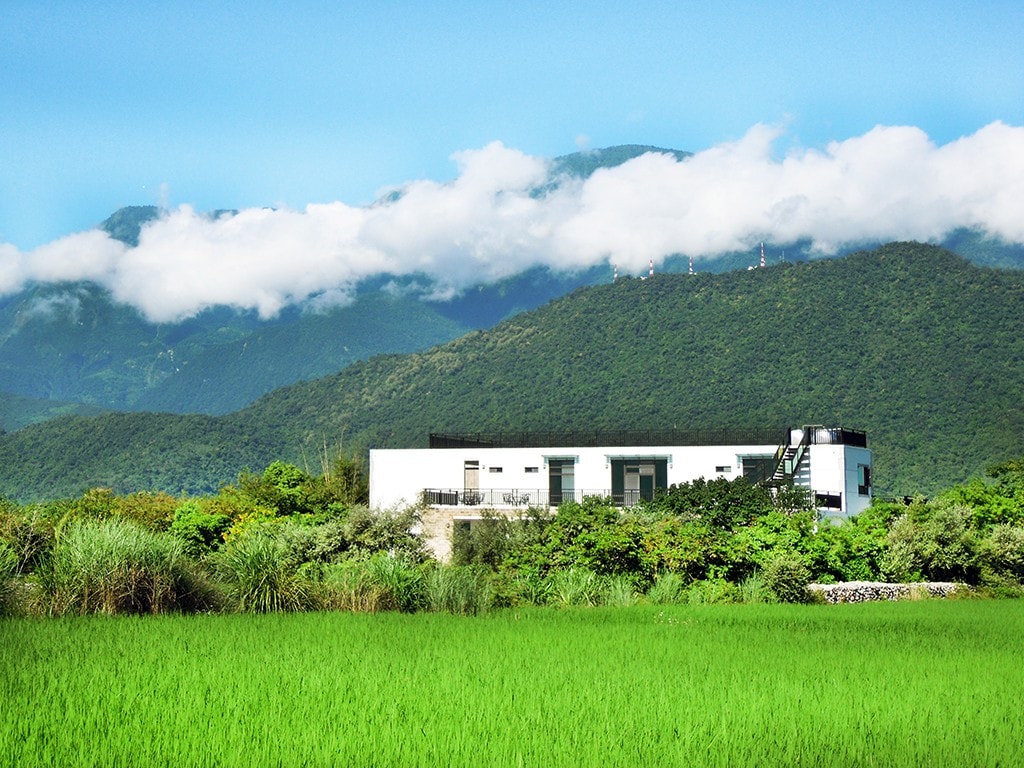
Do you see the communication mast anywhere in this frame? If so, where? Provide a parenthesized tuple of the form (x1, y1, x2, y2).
(760, 242, 766, 268)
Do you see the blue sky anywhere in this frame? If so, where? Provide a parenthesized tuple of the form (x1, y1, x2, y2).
(3, 0, 1022, 250)
(1, 2, 1023, 320)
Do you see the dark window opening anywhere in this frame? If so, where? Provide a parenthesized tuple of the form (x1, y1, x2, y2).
(858, 465, 871, 496)
(548, 459, 575, 505)
(742, 456, 776, 484)
(815, 492, 842, 510)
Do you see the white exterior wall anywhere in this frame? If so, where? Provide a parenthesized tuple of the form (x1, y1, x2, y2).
(369, 443, 779, 511)
(370, 437, 872, 561)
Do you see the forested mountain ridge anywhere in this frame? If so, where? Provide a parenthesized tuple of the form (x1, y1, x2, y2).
(233, 242, 1024, 493)
(2, 242, 1022, 502)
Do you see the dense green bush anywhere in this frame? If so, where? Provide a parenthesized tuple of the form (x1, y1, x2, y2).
(881, 503, 981, 583)
(0, 502, 55, 576)
(314, 559, 388, 612)
(451, 509, 513, 568)
(682, 578, 743, 605)
(761, 555, 812, 603)
(364, 553, 425, 612)
(546, 568, 603, 607)
(981, 524, 1024, 583)
(645, 572, 686, 604)
(169, 502, 231, 558)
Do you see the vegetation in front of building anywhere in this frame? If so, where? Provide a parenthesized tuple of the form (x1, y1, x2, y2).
(2, 452, 1023, 618)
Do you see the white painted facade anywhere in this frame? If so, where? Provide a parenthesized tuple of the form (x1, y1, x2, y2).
(369, 427, 873, 561)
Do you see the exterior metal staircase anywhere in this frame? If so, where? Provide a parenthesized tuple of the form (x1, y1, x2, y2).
(771, 426, 815, 484)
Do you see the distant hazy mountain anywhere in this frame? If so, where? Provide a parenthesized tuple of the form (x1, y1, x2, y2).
(0, 146, 694, 426)
(2, 242, 1022, 502)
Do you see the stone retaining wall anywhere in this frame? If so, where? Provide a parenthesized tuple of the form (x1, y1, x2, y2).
(808, 581, 964, 603)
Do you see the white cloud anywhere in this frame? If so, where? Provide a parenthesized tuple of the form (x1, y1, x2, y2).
(1, 124, 1022, 321)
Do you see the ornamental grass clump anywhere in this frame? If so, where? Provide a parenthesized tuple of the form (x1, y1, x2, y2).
(38, 518, 212, 615)
(0, 541, 17, 616)
(645, 572, 685, 604)
(423, 564, 494, 614)
(216, 529, 315, 613)
(316, 559, 391, 612)
(547, 567, 602, 607)
(365, 552, 425, 612)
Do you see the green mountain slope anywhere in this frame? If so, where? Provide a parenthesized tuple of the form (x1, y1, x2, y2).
(0, 391, 105, 433)
(134, 294, 469, 414)
(2, 242, 1021, 502)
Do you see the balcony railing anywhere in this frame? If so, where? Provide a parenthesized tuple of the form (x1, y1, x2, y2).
(421, 488, 658, 507)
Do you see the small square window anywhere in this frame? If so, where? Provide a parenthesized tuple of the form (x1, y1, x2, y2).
(525, 467, 539, 473)
(715, 465, 731, 473)
(489, 466, 503, 473)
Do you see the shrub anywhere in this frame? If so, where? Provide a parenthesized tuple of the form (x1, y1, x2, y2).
(169, 503, 231, 559)
(683, 578, 741, 605)
(38, 518, 214, 615)
(600, 573, 639, 607)
(0, 503, 55, 576)
(343, 506, 428, 562)
(981, 524, 1024, 583)
(882, 503, 981, 583)
(311, 561, 385, 614)
(499, 569, 553, 607)
(315, 559, 390, 612)
(762, 555, 812, 603)
(451, 510, 511, 569)
(739, 571, 768, 604)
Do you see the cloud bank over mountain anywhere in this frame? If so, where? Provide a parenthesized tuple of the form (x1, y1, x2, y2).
(2, 122, 1022, 321)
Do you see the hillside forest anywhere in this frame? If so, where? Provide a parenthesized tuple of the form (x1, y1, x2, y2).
(1, 242, 1022, 502)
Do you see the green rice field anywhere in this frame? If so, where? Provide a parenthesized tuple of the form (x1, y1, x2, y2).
(3, 601, 1023, 767)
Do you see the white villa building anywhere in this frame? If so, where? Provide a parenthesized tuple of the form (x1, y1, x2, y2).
(369, 425, 872, 561)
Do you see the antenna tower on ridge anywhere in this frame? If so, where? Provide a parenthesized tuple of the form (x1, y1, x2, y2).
(760, 242, 766, 269)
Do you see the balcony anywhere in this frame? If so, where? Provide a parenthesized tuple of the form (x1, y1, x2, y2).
(421, 488, 658, 508)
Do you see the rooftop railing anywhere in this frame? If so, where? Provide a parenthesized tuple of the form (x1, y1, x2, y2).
(429, 427, 790, 450)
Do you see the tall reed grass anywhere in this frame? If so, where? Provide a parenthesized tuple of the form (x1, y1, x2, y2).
(37, 518, 213, 615)
(423, 564, 493, 614)
(215, 529, 314, 612)
(0, 540, 17, 616)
